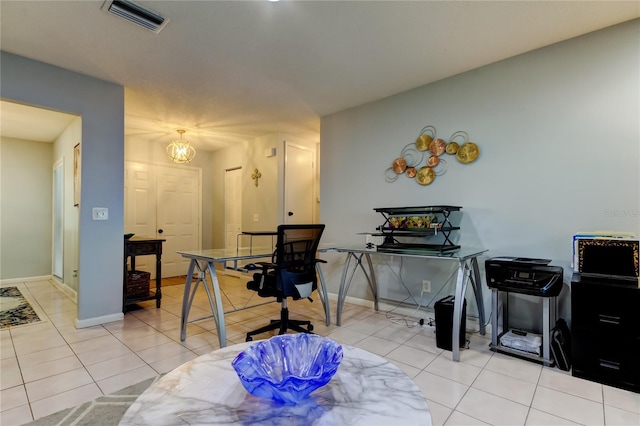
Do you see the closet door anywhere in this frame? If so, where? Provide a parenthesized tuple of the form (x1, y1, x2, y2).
(124, 162, 201, 278)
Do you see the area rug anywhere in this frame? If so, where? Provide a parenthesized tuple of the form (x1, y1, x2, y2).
(0, 286, 41, 329)
(24, 376, 162, 426)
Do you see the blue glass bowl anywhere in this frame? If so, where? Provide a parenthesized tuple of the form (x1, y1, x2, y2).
(232, 334, 343, 404)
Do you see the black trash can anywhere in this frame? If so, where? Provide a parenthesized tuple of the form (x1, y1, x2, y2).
(434, 295, 466, 350)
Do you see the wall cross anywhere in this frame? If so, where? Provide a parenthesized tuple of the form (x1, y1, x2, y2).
(251, 169, 262, 187)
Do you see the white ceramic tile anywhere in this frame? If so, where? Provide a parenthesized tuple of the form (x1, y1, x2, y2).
(373, 324, 420, 344)
(0, 384, 28, 411)
(150, 350, 199, 374)
(525, 408, 581, 425)
(0, 356, 22, 390)
(403, 332, 444, 355)
(21, 354, 84, 383)
(413, 371, 469, 408)
(30, 383, 103, 420)
(532, 385, 605, 425)
(445, 410, 490, 425)
(386, 344, 438, 370)
(135, 340, 192, 364)
(0, 331, 15, 360)
(538, 367, 603, 403)
(425, 354, 482, 386)
(345, 314, 392, 334)
(327, 327, 369, 345)
(385, 358, 422, 379)
(0, 404, 33, 426)
(85, 352, 147, 381)
(16, 344, 75, 369)
(56, 324, 110, 344)
(25, 368, 94, 402)
(456, 387, 529, 426)
(120, 332, 174, 352)
(604, 404, 640, 426)
(96, 364, 158, 395)
(603, 385, 640, 414)
(353, 335, 400, 356)
(472, 369, 536, 406)
(484, 353, 542, 384)
(425, 398, 453, 426)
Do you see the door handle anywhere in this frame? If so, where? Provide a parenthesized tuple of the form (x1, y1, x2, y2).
(158, 229, 164, 234)
(288, 212, 293, 216)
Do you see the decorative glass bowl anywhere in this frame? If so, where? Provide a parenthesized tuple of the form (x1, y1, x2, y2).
(231, 334, 343, 404)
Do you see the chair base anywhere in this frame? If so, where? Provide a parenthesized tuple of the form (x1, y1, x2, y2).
(246, 307, 314, 341)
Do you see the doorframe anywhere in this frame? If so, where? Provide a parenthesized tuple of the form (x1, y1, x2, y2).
(52, 158, 64, 281)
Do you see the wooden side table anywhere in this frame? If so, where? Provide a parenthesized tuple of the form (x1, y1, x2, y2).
(124, 237, 165, 312)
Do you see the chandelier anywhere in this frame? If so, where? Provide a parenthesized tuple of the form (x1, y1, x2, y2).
(166, 129, 196, 163)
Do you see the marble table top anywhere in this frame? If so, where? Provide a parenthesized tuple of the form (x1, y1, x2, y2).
(120, 340, 431, 426)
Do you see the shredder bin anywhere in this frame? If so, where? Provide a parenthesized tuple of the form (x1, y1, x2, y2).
(435, 295, 466, 350)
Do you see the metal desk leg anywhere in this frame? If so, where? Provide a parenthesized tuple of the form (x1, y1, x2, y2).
(180, 259, 200, 341)
(452, 259, 470, 362)
(542, 297, 553, 366)
(336, 252, 378, 326)
(205, 261, 227, 347)
(470, 257, 486, 336)
(491, 288, 499, 349)
(315, 262, 331, 326)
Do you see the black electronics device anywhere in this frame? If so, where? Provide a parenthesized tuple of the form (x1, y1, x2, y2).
(434, 296, 466, 351)
(485, 256, 563, 297)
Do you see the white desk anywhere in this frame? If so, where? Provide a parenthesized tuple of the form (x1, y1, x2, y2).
(178, 247, 331, 348)
(322, 246, 487, 362)
(120, 341, 432, 425)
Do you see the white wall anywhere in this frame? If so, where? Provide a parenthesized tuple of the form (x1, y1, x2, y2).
(2, 51, 126, 326)
(320, 20, 640, 328)
(0, 137, 53, 278)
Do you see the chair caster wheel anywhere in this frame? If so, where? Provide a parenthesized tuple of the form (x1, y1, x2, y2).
(307, 324, 314, 332)
(246, 336, 253, 342)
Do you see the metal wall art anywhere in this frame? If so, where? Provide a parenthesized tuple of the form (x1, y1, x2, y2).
(385, 126, 480, 185)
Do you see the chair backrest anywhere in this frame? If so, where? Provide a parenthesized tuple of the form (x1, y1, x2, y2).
(274, 224, 325, 298)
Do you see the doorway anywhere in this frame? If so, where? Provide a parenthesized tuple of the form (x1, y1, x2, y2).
(52, 159, 64, 281)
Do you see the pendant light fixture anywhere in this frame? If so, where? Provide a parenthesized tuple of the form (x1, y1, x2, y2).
(166, 129, 196, 164)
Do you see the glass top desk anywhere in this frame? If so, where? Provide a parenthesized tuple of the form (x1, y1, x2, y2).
(320, 245, 487, 362)
(177, 247, 331, 348)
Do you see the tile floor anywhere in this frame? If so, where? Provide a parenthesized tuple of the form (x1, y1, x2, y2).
(1, 276, 639, 426)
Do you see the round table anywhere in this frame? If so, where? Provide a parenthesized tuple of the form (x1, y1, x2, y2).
(120, 341, 432, 425)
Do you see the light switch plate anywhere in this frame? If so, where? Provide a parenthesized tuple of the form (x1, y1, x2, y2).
(92, 207, 109, 220)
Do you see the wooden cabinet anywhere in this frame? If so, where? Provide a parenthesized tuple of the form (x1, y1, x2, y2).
(571, 273, 640, 393)
(124, 237, 165, 312)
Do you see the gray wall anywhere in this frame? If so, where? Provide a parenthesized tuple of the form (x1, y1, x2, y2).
(1, 51, 126, 326)
(0, 137, 53, 278)
(319, 20, 640, 329)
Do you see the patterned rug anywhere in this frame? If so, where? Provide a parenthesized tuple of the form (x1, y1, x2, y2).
(0, 286, 41, 329)
(24, 376, 161, 426)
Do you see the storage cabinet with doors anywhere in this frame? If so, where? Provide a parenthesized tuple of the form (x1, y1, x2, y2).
(570, 272, 640, 393)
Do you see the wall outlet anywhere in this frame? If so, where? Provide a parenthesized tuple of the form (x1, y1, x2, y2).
(422, 279, 431, 293)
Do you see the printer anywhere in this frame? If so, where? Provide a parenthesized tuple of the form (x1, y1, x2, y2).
(485, 257, 563, 297)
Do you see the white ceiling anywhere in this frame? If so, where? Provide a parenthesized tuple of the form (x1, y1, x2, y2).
(1, 1, 638, 150)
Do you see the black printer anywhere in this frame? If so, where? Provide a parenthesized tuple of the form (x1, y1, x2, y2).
(485, 257, 563, 297)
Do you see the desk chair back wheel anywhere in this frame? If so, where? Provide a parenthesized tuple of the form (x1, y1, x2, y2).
(244, 224, 325, 342)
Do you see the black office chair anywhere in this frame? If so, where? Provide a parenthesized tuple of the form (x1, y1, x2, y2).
(245, 224, 325, 342)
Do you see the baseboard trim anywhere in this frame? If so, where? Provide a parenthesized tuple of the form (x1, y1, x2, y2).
(76, 312, 124, 329)
(0, 275, 52, 284)
(51, 277, 78, 303)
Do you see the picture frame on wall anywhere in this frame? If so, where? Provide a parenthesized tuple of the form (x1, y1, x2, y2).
(73, 143, 81, 206)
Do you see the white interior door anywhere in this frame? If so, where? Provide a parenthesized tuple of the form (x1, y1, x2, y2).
(225, 167, 242, 249)
(156, 166, 201, 277)
(284, 143, 315, 224)
(125, 162, 201, 278)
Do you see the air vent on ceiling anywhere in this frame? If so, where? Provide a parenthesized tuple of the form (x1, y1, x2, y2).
(102, 0, 169, 33)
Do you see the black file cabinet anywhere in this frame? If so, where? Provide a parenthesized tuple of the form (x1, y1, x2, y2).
(570, 273, 640, 393)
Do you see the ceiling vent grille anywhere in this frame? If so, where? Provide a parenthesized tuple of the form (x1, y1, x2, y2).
(102, 0, 169, 33)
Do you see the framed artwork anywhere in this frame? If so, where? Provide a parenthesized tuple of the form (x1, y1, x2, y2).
(73, 143, 81, 206)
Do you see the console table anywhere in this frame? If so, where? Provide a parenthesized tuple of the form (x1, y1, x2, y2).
(322, 246, 487, 362)
(120, 341, 432, 425)
(123, 237, 165, 312)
